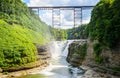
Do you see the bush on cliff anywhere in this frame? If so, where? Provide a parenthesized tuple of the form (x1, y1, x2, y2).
(79, 43, 87, 60)
(89, 0, 120, 49)
(0, 0, 51, 70)
(0, 20, 38, 68)
(93, 43, 103, 63)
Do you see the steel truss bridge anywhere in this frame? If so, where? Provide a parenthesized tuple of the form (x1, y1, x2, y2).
(28, 6, 94, 28)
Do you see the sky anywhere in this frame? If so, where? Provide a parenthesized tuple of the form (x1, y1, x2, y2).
(23, 0, 100, 29)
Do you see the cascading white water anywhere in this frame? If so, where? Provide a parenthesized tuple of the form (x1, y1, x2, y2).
(37, 40, 75, 78)
(61, 40, 74, 57)
(48, 41, 68, 58)
(21, 40, 84, 78)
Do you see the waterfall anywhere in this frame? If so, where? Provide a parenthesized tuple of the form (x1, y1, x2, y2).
(23, 40, 85, 78)
(36, 40, 73, 78)
(48, 41, 71, 58)
(61, 40, 74, 57)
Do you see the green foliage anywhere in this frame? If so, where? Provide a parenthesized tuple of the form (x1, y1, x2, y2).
(89, 0, 120, 49)
(93, 43, 104, 63)
(0, 0, 54, 69)
(73, 43, 87, 60)
(0, 0, 53, 40)
(94, 56, 103, 63)
(0, 0, 68, 69)
(67, 24, 89, 39)
(50, 27, 68, 40)
(0, 20, 38, 67)
(93, 43, 102, 56)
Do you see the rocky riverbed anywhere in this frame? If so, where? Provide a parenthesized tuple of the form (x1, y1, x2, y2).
(80, 65, 119, 78)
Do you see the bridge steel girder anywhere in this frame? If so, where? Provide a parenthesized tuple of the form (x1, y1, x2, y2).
(28, 6, 94, 28)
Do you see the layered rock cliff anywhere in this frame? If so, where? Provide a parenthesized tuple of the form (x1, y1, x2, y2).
(67, 40, 120, 76)
(67, 41, 87, 67)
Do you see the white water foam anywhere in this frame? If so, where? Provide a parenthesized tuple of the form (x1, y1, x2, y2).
(38, 40, 73, 78)
(31, 40, 85, 78)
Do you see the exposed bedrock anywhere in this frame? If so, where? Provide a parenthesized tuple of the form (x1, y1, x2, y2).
(67, 40, 120, 76)
(67, 41, 87, 67)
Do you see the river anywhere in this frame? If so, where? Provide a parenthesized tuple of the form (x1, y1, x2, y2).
(19, 40, 84, 78)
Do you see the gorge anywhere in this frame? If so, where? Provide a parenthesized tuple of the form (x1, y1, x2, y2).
(0, 0, 120, 78)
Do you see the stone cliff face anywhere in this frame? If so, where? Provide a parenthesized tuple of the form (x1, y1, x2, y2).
(67, 40, 120, 76)
(83, 40, 120, 67)
(83, 40, 120, 75)
(36, 44, 51, 62)
(67, 41, 87, 67)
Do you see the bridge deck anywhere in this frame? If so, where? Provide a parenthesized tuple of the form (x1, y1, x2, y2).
(28, 6, 94, 9)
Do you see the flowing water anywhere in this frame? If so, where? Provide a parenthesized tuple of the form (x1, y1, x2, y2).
(20, 40, 84, 78)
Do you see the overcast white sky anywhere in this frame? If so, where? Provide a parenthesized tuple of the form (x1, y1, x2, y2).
(23, 0, 100, 29)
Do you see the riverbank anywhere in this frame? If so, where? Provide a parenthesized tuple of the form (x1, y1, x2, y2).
(0, 61, 49, 78)
(0, 44, 51, 78)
